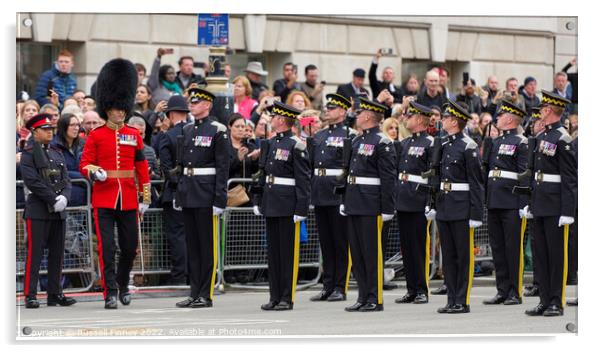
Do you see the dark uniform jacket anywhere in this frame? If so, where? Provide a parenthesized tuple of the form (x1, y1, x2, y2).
(530, 121, 577, 218)
(158, 120, 186, 204)
(310, 123, 356, 206)
(255, 130, 311, 217)
(20, 142, 71, 220)
(343, 126, 397, 216)
(395, 131, 434, 212)
(176, 117, 229, 209)
(436, 132, 484, 221)
(484, 129, 529, 210)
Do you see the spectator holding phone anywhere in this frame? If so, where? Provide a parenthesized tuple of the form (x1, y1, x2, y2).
(228, 114, 260, 201)
(34, 49, 77, 109)
(250, 90, 278, 126)
(273, 62, 301, 103)
(175, 56, 206, 92)
(492, 77, 525, 111)
(300, 64, 325, 111)
(148, 47, 183, 106)
(369, 49, 403, 103)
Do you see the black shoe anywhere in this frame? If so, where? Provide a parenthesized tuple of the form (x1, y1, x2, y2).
(358, 303, 383, 312)
(261, 301, 279, 311)
(431, 284, 447, 295)
(190, 297, 213, 308)
(448, 304, 470, 314)
(567, 298, 578, 306)
(105, 296, 118, 309)
(344, 302, 365, 312)
(437, 303, 453, 314)
(326, 290, 346, 302)
(176, 297, 196, 308)
(310, 290, 332, 302)
(413, 293, 429, 304)
(543, 304, 563, 316)
(25, 296, 40, 309)
(47, 294, 76, 307)
(503, 296, 522, 305)
(118, 287, 131, 306)
(523, 286, 539, 297)
(566, 276, 578, 286)
(383, 282, 398, 290)
(483, 294, 506, 305)
(394, 293, 416, 304)
(525, 303, 546, 316)
(274, 301, 293, 311)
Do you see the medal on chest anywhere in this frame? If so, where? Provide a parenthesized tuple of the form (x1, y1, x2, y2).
(358, 143, 375, 156)
(539, 140, 557, 156)
(118, 134, 137, 146)
(194, 136, 213, 147)
(408, 146, 425, 157)
(326, 136, 344, 147)
(275, 148, 290, 161)
(497, 144, 517, 156)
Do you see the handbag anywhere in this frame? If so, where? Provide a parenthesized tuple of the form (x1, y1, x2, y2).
(226, 153, 250, 207)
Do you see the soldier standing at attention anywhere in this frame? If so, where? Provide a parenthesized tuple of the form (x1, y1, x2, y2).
(341, 97, 396, 312)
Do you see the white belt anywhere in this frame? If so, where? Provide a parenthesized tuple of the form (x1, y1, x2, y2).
(347, 175, 381, 186)
(488, 170, 518, 180)
(534, 172, 561, 183)
(440, 182, 470, 191)
(267, 175, 296, 186)
(399, 173, 428, 185)
(314, 168, 344, 176)
(184, 167, 216, 176)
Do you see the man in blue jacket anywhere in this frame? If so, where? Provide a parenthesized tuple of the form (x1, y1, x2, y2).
(34, 49, 77, 109)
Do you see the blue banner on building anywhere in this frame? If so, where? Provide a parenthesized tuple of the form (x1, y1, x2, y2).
(197, 14, 229, 46)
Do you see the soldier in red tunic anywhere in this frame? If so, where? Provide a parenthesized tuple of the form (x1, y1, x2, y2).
(79, 59, 151, 309)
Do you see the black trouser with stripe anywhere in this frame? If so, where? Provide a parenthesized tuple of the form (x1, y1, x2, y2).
(162, 203, 187, 282)
(528, 222, 540, 289)
(265, 216, 300, 304)
(347, 215, 383, 305)
(567, 209, 578, 283)
(182, 207, 218, 300)
(437, 219, 474, 306)
(315, 206, 349, 294)
(24, 219, 66, 297)
(488, 209, 522, 299)
(94, 208, 138, 299)
(397, 212, 429, 296)
(532, 216, 569, 308)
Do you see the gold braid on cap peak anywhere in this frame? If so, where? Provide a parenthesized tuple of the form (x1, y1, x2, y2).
(140, 183, 151, 204)
(359, 102, 385, 114)
(446, 106, 468, 121)
(541, 95, 567, 107)
(328, 99, 349, 109)
(190, 91, 214, 102)
(272, 107, 298, 118)
(500, 105, 524, 117)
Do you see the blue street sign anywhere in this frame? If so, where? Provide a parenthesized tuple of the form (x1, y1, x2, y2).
(197, 14, 229, 46)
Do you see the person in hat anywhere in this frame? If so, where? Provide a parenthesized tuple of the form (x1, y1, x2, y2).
(20, 113, 76, 309)
(431, 99, 484, 314)
(308, 93, 356, 303)
(523, 91, 577, 317)
(336, 68, 371, 102)
(157, 95, 191, 285)
(481, 100, 529, 306)
(173, 88, 229, 308)
(79, 58, 151, 309)
(520, 76, 540, 116)
(244, 61, 269, 101)
(393, 101, 436, 305)
(252, 101, 311, 311)
(340, 97, 396, 312)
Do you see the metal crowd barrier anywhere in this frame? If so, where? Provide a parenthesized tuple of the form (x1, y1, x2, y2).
(16, 179, 95, 294)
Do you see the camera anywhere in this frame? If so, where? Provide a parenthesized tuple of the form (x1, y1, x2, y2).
(380, 48, 394, 56)
(292, 64, 298, 73)
(242, 137, 250, 148)
(193, 62, 205, 69)
(47, 80, 54, 97)
(462, 72, 469, 86)
(320, 80, 326, 85)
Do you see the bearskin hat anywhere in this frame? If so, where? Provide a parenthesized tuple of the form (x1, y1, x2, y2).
(95, 58, 138, 120)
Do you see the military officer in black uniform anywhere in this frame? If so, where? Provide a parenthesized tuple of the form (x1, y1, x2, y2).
(341, 97, 397, 312)
(175, 88, 229, 308)
(482, 100, 529, 306)
(433, 100, 484, 314)
(524, 91, 577, 317)
(158, 95, 190, 285)
(394, 102, 435, 305)
(254, 101, 311, 311)
(20, 113, 76, 308)
(309, 93, 355, 302)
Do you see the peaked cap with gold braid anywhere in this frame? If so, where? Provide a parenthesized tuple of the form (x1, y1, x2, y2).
(357, 96, 387, 114)
(408, 101, 434, 117)
(498, 99, 527, 120)
(444, 99, 471, 122)
(530, 106, 541, 120)
(269, 100, 302, 119)
(540, 89, 571, 109)
(325, 93, 351, 110)
(188, 87, 215, 103)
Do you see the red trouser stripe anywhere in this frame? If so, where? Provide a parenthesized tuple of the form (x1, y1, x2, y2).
(94, 208, 108, 299)
(24, 219, 33, 296)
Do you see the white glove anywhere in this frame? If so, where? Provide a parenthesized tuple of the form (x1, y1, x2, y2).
(293, 215, 307, 223)
(138, 203, 149, 215)
(253, 205, 262, 216)
(213, 206, 224, 216)
(381, 214, 394, 222)
(339, 204, 347, 217)
(172, 199, 182, 211)
(469, 219, 483, 228)
(53, 195, 68, 212)
(94, 168, 107, 182)
(558, 216, 575, 227)
(424, 206, 437, 221)
(519, 205, 533, 219)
